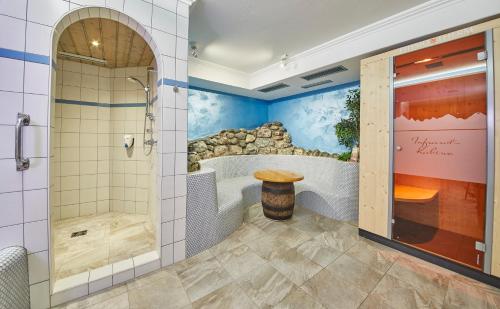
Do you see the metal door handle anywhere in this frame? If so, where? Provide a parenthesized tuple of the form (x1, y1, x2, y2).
(396, 145, 402, 151)
(15, 113, 30, 171)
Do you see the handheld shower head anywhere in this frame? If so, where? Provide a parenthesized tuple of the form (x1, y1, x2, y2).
(127, 76, 146, 89)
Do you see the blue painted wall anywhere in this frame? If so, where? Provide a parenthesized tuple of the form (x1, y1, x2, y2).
(188, 88, 268, 139)
(188, 82, 359, 153)
(268, 82, 359, 153)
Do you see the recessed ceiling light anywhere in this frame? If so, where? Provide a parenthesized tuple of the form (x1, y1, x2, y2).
(91, 40, 100, 47)
(414, 58, 434, 64)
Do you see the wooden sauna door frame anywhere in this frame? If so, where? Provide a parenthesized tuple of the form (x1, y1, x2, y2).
(387, 30, 496, 274)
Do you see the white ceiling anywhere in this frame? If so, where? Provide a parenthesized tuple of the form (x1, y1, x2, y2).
(189, 0, 429, 73)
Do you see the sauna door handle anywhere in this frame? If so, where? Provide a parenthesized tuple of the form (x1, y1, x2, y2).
(15, 113, 30, 171)
(396, 145, 402, 151)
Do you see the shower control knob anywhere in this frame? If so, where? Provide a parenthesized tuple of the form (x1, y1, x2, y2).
(396, 145, 402, 151)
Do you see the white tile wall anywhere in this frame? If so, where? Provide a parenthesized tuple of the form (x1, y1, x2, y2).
(0, 3, 188, 307)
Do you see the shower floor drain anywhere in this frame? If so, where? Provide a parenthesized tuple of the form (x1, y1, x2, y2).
(71, 230, 88, 238)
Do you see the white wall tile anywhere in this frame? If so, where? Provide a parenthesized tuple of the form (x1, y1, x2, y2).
(23, 158, 48, 190)
(24, 189, 48, 222)
(26, 22, 52, 56)
(0, 91, 23, 125)
(0, 126, 15, 159)
(173, 217, 185, 241)
(161, 220, 173, 245)
(174, 195, 185, 219)
(0, 0, 27, 20)
(152, 5, 176, 34)
(28, 250, 49, 284)
(29, 280, 50, 309)
(27, 0, 69, 26)
(176, 15, 188, 38)
(161, 198, 174, 222)
(0, 223, 23, 250)
(124, 0, 152, 27)
(0, 15, 26, 51)
(173, 240, 185, 262)
(175, 59, 187, 83)
(24, 220, 48, 253)
(72, 0, 105, 6)
(154, 0, 176, 12)
(0, 192, 23, 227)
(161, 56, 175, 80)
(161, 244, 173, 266)
(174, 152, 186, 174)
(0, 159, 23, 193)
(0, 58, 24, 92)
(177, 1, 188, 18)
(161, 175, 174, 198)
(24, 126, 48, 158)
(151, 29, 176, 57)
(25, 62, 50, 95)
(175, 130, 186, 152)
(162, 108, 175, 130)
(106, 0, 124, 11)
(175, 86, 187, 109)
(175, 37, 188, 60)
(161, 130, 175, 153)
(162, 153, 174, 176)
(161, 85, 175, 108)
(174, 174, 186, 196)
(24, 94, 49, 126)
(175, 108, 186, 131)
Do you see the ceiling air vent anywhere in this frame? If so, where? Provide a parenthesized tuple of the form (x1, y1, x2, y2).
(425, 61, 443, 69)
(301, 80, 333, 89)
(258, 83, 290, 93)
(301, 65, 347, 81)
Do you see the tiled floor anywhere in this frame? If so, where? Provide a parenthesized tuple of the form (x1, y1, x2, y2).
(53, 212, 155, 281)
(54, 205, 500, 308)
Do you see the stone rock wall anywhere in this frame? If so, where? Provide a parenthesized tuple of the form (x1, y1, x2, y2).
(188, 122, 338, 172)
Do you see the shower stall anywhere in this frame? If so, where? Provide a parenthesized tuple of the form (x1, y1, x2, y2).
(49, 17, 161, 284)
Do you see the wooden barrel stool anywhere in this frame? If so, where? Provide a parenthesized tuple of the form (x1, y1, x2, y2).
(254, 169, 304, 221)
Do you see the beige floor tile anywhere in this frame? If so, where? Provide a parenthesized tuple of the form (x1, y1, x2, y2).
(270, 247, 322, 286)
(191, 283, 257, 309)
(127, 268, 190, 309)
(313, 223, 358, 253)
(243, 233, 291, 261)
(346, 239, 400, 273)
(176, 256, 233, 302)
(172, 250, 214, 273)
(370, 274, 440, 309)
(296, 237, 342, 268)
(274, 287, 325, 309)
(387, 256, 450, 306)
(208, 235, 243, 256)
(236, 263, 296, 308)
(302, 268, 367, 309)
(230, 223, 267, 243)
(56, 285, 128, 309)
(358, 293, 397, 309)
(215, 244, 267, 279)
(326, 254, 384, 293)
(250, 215, 289, 235)
(271, 227, 312, 248)
(443, 278, 500, 308)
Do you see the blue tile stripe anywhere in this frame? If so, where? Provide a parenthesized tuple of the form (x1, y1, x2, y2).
(55, 99, 146, 108)
(158, 78, 188, 89)
(0, 48, 50, 65)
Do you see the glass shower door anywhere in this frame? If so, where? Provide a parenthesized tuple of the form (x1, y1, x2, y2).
(391, 33, 489, 270)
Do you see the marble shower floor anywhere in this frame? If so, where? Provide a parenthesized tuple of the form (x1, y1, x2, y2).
(53, 212, 155, 281)
(55, 204, 500, 309)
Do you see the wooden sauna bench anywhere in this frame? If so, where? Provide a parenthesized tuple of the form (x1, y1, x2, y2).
(394, 185, 438, 203)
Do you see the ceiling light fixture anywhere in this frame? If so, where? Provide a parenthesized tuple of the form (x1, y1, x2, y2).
(58, 51, 107, 65)
(91, 40, 100, 47)
(414, 58, 434, 64)
(280, 53, 289, 68)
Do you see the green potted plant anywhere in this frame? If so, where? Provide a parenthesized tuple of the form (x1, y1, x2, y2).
(335, 88, 360, 162)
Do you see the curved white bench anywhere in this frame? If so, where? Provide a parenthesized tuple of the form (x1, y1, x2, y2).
(186, 155, 359, 257)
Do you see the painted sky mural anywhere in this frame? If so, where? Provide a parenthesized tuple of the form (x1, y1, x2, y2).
(188, 83, 359, 153)
(268, 84, 359, 153)
(188, 88, 268, 140)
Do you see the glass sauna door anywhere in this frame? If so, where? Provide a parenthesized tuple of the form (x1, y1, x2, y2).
(392, 33, 489, 270)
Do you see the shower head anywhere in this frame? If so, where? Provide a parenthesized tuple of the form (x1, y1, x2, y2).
(127, 76, 146, 89)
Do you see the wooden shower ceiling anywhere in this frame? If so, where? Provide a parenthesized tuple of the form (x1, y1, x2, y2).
(58, 18, 154, 68)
